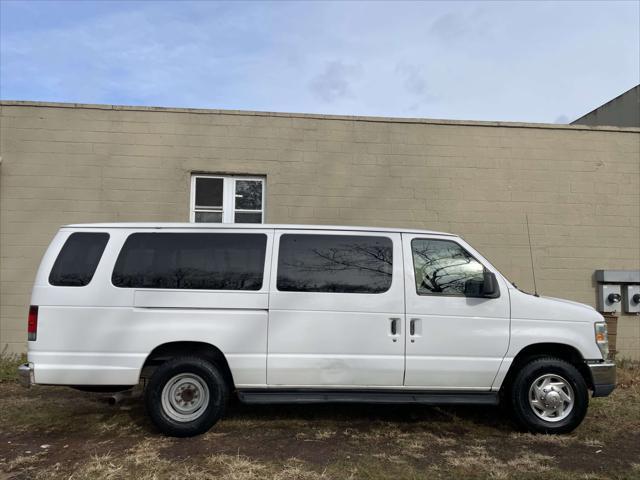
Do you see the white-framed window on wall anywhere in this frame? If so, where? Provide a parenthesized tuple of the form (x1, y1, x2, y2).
(190, 174, 265, 224)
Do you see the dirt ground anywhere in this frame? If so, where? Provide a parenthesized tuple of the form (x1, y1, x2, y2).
(1, 360, 639, 480)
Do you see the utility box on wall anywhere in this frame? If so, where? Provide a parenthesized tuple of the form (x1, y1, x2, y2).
(597, 284, 622, 313)
(624, 285, 640, 314)
(595, 270, 640, 314)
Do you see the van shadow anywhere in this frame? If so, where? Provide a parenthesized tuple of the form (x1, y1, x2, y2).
(221, 399, 514, 433)
(114, 394, 514, 436)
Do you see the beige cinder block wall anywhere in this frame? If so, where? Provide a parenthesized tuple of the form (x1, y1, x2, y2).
(1, 101, 639, 358)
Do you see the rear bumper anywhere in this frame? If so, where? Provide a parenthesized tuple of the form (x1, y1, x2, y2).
(18, 363, 34, 388)
(588, 361, 616, 397)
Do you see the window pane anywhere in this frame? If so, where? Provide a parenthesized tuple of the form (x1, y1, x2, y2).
(195, 211, 223, 223)
(49, 233, 109, 286)
(195, 177, 223, 208)
(234, 212, 262, 224)
(235, 180, 262, 210)
(112, 233, 267, 290)
(277, 234, 393, 293)
(411, 239, 484, 296)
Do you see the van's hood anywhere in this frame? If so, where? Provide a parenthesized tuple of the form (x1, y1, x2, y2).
(509, 287, 602, 323)
(541, 296, 596, 311)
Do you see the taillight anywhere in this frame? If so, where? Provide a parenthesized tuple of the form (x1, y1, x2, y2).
(27, 306, 38, 341)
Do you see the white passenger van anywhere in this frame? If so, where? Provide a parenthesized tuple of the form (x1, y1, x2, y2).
(19, 224, 615, 437)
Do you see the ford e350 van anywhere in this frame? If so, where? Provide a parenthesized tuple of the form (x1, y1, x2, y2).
(19, 223, 616, 437)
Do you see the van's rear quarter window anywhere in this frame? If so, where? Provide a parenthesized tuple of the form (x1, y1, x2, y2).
(112, 233, 267, 290)
(49, 232, 110, 286)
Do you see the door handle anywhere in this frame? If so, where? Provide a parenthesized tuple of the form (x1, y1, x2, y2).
(389, 318, 401, 338)
(409, 318, 420, 342)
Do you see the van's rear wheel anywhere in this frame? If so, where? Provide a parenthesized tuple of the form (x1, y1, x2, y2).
(145, 357, 228, 437)
(510, 357, 588, 434)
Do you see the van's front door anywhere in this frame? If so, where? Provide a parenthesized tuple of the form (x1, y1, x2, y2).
(267, 230, 405, 387)
(402, 234, 510, 389)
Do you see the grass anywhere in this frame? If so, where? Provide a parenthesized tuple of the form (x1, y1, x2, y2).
(0, 357, 638, 480)
(0, 351, 25, 383)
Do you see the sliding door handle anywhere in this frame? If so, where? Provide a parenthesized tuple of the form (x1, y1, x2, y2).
(410, 319, 416, 336)
(389, 317, 401, 336)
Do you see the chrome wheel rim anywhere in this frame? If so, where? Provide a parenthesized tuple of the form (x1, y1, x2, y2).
(528, 373, 574, 422)
(161, 373, 210, 422)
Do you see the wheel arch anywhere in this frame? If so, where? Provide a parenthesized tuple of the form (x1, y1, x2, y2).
(501, 343, 593, 392)
(141, 341, 235, 390)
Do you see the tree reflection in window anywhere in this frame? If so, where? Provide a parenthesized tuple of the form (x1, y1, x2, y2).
(277, 235, 393, 293)
(235, 180, 262, 210)
(411, 239, 483, 295)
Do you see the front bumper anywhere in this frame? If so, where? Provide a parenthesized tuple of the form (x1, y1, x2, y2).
(18, 363, 34, 388)
(588, 361, 616, 397)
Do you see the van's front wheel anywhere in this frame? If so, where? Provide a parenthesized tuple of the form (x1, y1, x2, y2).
(145, 357, 228, 437)
(510, 357, 589, 434)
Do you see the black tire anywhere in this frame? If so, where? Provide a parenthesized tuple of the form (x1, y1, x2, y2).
(145, 356, 228, 437)
(510, 356, 589, 434)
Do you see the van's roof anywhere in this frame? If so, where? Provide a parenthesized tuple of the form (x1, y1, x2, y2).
(62, 223, 457, 236)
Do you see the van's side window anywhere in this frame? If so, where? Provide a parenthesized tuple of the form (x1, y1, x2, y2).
(112, 233, 267, 290)
(277, 234, 393, 293)
(411, 239, 484, 296)
(49, 233, 109, 287)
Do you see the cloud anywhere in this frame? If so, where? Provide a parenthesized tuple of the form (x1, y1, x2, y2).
(309, 61, 362, 103)
(396, 63, 427, 96)
(429, 12, 469, 41)
(428, 7, 490, 44)
(554, 114, 570, 124)
(394, 63, 440, 114)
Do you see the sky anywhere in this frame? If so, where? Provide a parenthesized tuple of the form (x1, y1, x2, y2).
(1, 0, 639, 124)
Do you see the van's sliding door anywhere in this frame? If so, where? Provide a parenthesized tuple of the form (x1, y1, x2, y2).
(267, 230, 405, 388)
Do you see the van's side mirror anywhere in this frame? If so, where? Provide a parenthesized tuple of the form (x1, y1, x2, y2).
(464, 271, 500, 298)
(482, 271, 500, 298)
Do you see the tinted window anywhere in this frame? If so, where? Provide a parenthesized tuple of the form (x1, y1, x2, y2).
(277, 234, 393, 293)
(411, 239, 484, 296)
(49, 233, 109, 286)
(112, 233, 267, 290)
(195, 177, 223, 208)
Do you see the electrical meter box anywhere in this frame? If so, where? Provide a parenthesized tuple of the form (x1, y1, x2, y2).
(597, 284, 622, 313)
(624, 285, 640, 314)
